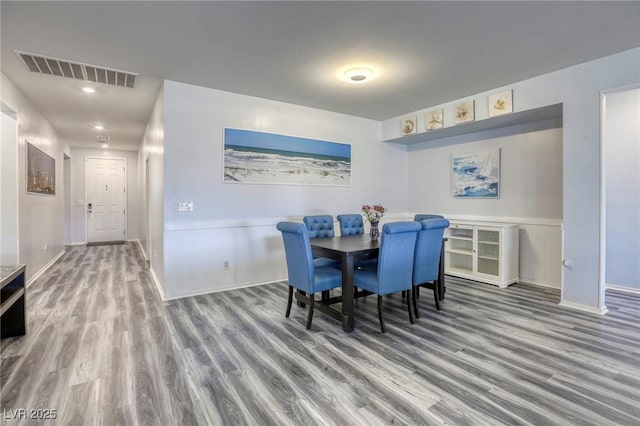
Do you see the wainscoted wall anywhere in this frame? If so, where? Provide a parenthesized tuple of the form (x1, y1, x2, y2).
(384, 47, 640, 311)
(157, 80, 407, 299)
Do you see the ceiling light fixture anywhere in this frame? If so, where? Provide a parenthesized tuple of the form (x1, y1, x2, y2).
(94, 124, 104, 130)
(82, 87, 95, 93)
(343, 67, 373, 83)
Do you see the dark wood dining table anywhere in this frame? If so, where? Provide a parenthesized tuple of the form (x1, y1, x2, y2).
(308, 234, 447, 332)
(309, 234, 379, 332)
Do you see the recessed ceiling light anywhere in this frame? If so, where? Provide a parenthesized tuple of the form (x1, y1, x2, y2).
(101, 144, 109, 149)
(82, 87, 95, 93)
(343, 67, 373, 83)
(94, 124, 104, 130)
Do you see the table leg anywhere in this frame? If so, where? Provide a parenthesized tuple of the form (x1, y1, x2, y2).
(341, 254, 355, 332)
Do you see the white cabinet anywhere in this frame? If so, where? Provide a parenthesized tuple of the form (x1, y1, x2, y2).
(445, 221, 519, 288)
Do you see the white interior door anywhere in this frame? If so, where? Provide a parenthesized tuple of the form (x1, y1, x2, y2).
(86, 157, 126, 243)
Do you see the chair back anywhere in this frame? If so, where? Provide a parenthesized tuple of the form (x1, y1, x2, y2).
(414, 214, 444, 222)
(303, 215, 335, 238)
(413, 218, 450, 284)
(337, 214, 364, 236)
(277, 222, 315, 293)
(376, 222, 421, 294)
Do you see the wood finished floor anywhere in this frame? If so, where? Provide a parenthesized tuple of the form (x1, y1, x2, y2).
(1, 243, 639, 425)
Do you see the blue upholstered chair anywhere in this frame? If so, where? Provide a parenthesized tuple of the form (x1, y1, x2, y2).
(414, 214, 444, 222)
(353, 222, 421, 333)
(303, 215, 335, 238)
(337, 214, 377, 270)
(277, 222, 342, 329)
(302, 215, 340, 269)
(412, 218, 450, 316)
(337, 214, 365, 236)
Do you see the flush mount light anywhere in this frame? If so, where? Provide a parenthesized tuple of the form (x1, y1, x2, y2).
(343, 67, 373, 83)
(93, 124, 104, 130)
(82, 87, 95, 93)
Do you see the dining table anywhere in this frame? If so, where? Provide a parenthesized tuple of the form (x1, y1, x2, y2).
(307, 234, 447, 332)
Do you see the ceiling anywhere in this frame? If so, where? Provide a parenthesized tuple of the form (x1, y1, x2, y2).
(2, 1, 639, 151)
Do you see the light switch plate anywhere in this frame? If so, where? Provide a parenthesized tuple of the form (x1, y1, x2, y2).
(176, 202, 193, 212)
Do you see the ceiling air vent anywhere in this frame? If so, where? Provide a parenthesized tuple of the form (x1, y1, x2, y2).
(16, 50, 137, 88)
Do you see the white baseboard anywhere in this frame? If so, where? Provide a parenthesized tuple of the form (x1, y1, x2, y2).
(519, 279, 561, 290)
(67, 242, 86, 246)
(134, 239, 148, 261)
(606, 284, 640, 295)
(27, 249, 65, 287)
(163, 279, 283, 301)
(558, 300, 608, 315)
(149, 266, 165, 300)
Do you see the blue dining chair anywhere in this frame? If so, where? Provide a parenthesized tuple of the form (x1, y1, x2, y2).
(337, 214, 377, 270)
(412, 218, 450, 316)
(337, 214, 365, 236)
(414, 214, 444, 222)
(353, 221, 421, 333)
(277, 222, 342, 329)
(302, 215, 340, 269)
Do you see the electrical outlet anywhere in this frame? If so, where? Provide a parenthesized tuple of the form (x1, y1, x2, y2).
(223, 260, 230, 270)
(176, 202, 193, 212)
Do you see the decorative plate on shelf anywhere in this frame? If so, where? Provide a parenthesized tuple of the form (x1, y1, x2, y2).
(401, 115, 417, 135)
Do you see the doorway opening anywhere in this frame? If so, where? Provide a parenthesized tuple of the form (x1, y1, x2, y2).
(600, 84, 640, 307)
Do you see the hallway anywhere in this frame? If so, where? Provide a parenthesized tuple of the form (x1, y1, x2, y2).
(1, 243, 639, 425)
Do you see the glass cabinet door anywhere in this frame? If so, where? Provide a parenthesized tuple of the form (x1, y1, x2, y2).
(475, 228, 500, 277)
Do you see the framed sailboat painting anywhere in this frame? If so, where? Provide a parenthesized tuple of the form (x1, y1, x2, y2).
(451, 149, 500, 198)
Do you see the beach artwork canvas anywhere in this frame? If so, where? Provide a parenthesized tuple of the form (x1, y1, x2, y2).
(452, 149, 500, 198)
(26, 140, 56, 195)
(224, 128, 351, 186)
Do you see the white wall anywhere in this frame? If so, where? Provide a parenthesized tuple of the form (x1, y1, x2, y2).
(383, 47, 640, 312)
(1, 110, 19, 264)
(605, 87, 640, 291)
(140, 86, 165, 297)
(68, 147, 140, 244)
(1, 73, 65, 283)
(160, 80, 406, 299)
(405, 119, 563, 287)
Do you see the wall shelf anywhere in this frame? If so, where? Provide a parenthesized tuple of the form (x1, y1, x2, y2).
(384, 103, 563, 145)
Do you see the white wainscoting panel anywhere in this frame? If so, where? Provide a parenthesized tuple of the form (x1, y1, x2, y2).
(519, 224, 562, 288)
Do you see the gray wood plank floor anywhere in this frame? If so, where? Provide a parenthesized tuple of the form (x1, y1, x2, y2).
(1, 243, 639, 425)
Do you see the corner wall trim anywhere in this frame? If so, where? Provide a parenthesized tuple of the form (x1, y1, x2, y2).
(606, 284, 640, 295)
(558, 300, 608, 315)
(27, 249, 65, 287)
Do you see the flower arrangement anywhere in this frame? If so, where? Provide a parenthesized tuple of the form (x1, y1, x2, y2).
(362, 204, 386, 224)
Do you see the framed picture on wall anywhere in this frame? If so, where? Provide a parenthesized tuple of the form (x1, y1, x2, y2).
(223, 128, 352, 186)
(452, 149, 500, 198)
(26, 140, 56, 195)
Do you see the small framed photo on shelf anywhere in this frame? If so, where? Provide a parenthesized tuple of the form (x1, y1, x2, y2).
(425, 108, 444, 131)
(454, 100, 475, 125)
(401, 115, 417, 135)
(488, 90, 513, 117)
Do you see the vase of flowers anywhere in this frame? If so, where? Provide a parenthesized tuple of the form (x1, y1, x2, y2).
(362, 204, 386, 241)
